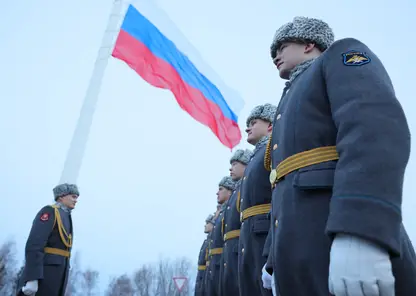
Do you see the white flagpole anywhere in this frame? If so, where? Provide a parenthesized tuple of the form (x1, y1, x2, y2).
(59, 0, 124, 184)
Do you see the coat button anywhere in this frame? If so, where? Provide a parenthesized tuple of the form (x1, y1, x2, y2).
(275, 219, 278, 227)
(273, 144, 278, 150)
(276, 114, 281, 120)
(242, 248, 245, 253)
(224, 263, 227, 267)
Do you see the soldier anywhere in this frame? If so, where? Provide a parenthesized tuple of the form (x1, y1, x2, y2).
(16, 183, 79, 296)
(206, 176, 236, 296)
(195, 213, 215, 296)
(238, 104, 276, 296)
(204, 204, 221, 295)
(266, 16, 416, 296)
(219, 149, 253, 296)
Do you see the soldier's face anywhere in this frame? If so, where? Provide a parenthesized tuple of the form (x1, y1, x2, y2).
(59, 194, 78, 209)
(217, 186, 231, 204)
(246, 119, 272, 145)
(230, 161, 246, 180)
(273, 42, 314, 79)
(204, 222, 213, 233)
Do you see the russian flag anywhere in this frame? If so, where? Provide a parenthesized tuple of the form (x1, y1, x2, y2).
(111, 0, 244, 149)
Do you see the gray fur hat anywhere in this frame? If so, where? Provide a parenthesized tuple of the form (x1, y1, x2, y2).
(230, 149, 253, 165)
(205, 213, 215, 224)
(218, 176, 236, 191)
(53, 183, 79, 201)
(246, 103, 277, 127)
(270, 16, 335, 59)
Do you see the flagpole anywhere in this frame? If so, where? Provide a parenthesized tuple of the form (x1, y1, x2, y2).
(59, 0, 124, 184)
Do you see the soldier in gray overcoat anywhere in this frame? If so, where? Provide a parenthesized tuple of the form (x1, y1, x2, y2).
(206, 176, 235, 296)
(266, 16, 416, 296)
(16, 183, 79, 296)
(219, 149, 252, 296)
(195, 213, 215, 296)
(238, 104, 276, 296)
(204, 204, 221, 295)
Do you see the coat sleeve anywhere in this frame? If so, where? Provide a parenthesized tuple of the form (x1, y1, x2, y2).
(263, 216, 273, 275)
(322, 38, 411, 256)
(24, 206, 55, 281)
(198, 240, 208, 265)
(262, 212, 272, 258)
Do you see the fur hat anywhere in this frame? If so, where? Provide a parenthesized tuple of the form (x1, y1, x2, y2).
(270, 16, 335, 59)
(218, 176, 236, 191)
(205, 213, 215, 224)
(53, 183, 79, 201)
(230, 149, 253, 165)
(246, 103, 277, 127)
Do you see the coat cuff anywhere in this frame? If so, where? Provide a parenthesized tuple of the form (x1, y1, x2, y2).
(325, 195, 401, 256)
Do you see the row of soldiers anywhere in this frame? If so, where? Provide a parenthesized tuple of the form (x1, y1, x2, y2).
(194, 16, 416, 296)
(195, 103, 277, 296)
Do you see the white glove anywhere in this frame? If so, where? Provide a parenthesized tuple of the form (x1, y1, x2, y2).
(329, 234, 395, 296)
(22, 280, 38, 295)
(261, 263, 272, 290)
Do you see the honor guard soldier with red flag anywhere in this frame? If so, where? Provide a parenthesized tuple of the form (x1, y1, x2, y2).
(206, 176, 236, 296)
(17, 183, 79, 296)
(195, 213, 215, 296)
(266, 16, 416, 296)
(238, 103, 276, 296)
(219, 149, 253, 296)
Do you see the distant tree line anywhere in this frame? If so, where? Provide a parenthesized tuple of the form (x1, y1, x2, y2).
(0, 239, 195, 295)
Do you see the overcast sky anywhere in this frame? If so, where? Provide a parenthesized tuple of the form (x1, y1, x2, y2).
(1, 0, 415, 291)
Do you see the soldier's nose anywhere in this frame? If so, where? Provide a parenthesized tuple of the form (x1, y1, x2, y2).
(273, 57, 279, 66)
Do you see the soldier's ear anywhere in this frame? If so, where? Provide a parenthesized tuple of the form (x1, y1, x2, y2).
(267, 123, 273, 132)
(304, 43, 316, 54)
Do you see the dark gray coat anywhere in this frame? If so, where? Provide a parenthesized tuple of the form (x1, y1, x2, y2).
(219, 184, 241, 296)
(203, 231, 213, 295)
(267, 37, 416, 296)
(195, 238, 209, 296)
(17, 205, 73, 296)
(206, 209, 225, 296)
(238, 143, 273, 296)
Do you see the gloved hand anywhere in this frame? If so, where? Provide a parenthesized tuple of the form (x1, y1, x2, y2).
(22, 280, 38, 295)
(329, 234, 395, 296)
(261, 263, 272, 290)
